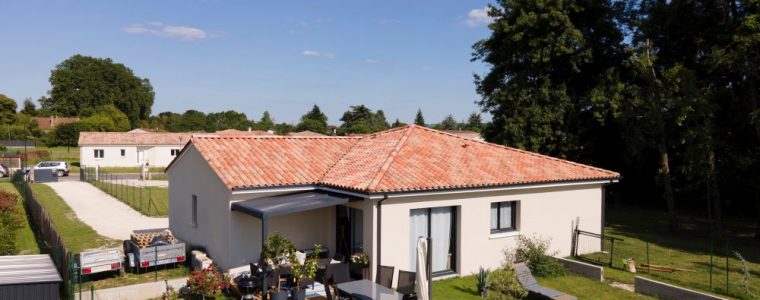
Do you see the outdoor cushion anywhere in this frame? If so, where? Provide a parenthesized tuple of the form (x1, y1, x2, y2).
(295, 251, 306, 265)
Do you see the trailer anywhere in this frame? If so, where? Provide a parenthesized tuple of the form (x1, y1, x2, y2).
(76, 247, 124, 276)
(124, 229, 186, 273)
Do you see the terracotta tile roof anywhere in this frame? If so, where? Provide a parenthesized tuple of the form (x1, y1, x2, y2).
(190, 136, 359, 189)
(33, 116, 80, 131)
(287, 131, 325, 136)
(185, 125, 620, 193)
(441, 130, 484, 141)
(78, 132, 192, 146)
(214, 129, 273, 136)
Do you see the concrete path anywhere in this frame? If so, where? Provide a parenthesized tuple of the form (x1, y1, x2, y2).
(74, 277, 187, 300)
(44, 181, 168, 240)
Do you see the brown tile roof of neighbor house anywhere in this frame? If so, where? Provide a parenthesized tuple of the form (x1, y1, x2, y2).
(214, 129, 273, 136)
(33, 116, 80, 131)
(287, 131, 325, 136)
(183, 125, 619, 193)
(78, 132, 193, 146)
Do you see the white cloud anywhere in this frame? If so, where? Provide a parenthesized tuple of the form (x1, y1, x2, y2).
(464, 7, 494, 27)
(122, 22, 209, 41)
(302, 50, 335, 59)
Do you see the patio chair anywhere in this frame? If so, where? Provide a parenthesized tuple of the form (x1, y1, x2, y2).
(396, 270, 417, 300)
(375, 265, 395, 289)
(325, 262, 351, 284)
(513, 263, 577, 300)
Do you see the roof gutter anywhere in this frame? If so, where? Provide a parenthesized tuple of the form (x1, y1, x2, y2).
(367, 178, 619, 199)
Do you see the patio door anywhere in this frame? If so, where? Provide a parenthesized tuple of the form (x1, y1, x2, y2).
(410, 207, 456, 274)
(336, 206, 363, 259)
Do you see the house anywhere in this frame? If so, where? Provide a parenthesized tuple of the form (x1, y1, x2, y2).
(287, 130, 325, 136)
(166, 125, 618, 285)
(78, 130, 192, 168)
(33, 116, 80, 132)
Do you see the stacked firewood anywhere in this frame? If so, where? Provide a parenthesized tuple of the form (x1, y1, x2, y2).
(130, 230, 176, 249)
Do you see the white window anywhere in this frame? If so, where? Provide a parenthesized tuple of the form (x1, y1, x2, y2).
(171, 149, 180, 156)
(491, 201, 517, 233)
(94, 149, 104, 159)
(120, 149, 126, 157)
(191, 195, 198, 228)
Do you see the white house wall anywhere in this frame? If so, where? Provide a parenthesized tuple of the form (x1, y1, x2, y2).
(80, 145, 183, 168)
(379, 184, 603, 284)
(168, 145, 233, 269)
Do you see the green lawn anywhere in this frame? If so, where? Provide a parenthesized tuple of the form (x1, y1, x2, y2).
(433, 274, 651, 300)
(28, 183, 119, 253)
(89, 181, 168, 216)
(80, 264, 190, 290)
(576, 206, 759, 299)
(0, 182, 39, 254)
(11, 146, 81, 173)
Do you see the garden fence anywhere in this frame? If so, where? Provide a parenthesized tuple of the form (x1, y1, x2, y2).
(13, 172, 77, 299)
(80, 166, 161, 216)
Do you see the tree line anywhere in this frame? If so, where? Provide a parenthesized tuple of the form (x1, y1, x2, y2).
(473, 0, 760, 237)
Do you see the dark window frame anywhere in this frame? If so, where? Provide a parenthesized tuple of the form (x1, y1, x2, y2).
(490, 201, 517, 233)
(120, 149, 126, 157)
(171, 149, 180, 156)
(94, 149, 104, 159)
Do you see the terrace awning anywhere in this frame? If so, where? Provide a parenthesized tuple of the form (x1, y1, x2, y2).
(231, 190, 352, 220)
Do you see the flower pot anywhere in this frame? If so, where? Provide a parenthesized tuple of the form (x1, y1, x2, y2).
(293, 289, 306, 300)
(349, 263, 368, 279)
(480, 288, 488, 298)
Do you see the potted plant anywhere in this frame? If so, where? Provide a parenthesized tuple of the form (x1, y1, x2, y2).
(475, 266, 490, 298)
(290, 244, 322, 300)
(349, 252, 370, 279)
(262, 233, 295, 298)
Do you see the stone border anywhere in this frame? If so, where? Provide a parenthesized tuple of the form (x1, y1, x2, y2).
(556, 257, 604, 282)
(634, 276, 727, 300)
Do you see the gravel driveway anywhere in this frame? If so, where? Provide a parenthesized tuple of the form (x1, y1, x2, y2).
(44, 181, 168, 240)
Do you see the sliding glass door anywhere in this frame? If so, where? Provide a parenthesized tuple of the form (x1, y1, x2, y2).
(409, 207, 456, 274)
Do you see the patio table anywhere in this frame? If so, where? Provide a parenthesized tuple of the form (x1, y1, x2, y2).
(336, 279, 404, 300)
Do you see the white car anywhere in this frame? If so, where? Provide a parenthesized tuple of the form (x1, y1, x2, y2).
(32, 161, 70, 177)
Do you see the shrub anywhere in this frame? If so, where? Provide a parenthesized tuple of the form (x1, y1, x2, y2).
(186, 263, 229, 299)
(486, 267, 527, 300)
(262, 232, 295, 267)
(511, 235, 566, 277)
(0, 191, 21, 255)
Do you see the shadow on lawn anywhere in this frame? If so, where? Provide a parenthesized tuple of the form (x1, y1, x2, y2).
(604, 206, 760, 264)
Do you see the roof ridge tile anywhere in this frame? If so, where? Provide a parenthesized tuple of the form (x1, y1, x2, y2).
(366, 125, 414, 191)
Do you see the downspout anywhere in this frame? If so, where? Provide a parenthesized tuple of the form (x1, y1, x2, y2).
(375, 194, 389, 280)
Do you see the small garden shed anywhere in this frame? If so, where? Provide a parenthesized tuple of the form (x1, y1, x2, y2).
(0, 255, 62, 300)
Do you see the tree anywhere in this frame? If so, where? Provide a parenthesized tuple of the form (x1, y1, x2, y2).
(48, 54, 154, 126)
(473, 0, 625, 158)
(256, 111, 275, 131)
(173, 110, 207, 132)
(414, 109, 426, 126)
(48, 122, 85, 148)
(78, 105, 131, 132)
(296, 105, 328, 133)
(339, 105, 389, 134)
(273, 123, 295, 135)
(20, 98, 37, 116)
(435, 114, 459, 130)
(392, 118, 406, 127)
(466, 112, 483, 132)
(0, 94, 17, 125)
(207, 110, 250, 131)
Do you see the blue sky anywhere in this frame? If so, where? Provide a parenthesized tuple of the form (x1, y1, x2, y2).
(0, 0, 493, 125)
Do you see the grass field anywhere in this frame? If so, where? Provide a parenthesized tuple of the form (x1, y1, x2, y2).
(432, 273, 651, 299)
(0, 182, 39, 254)
(28, 183, 119, 253)
(577, 206, 759, 299)
(90, 181, 168, 216)
(81, 264, 190, 290)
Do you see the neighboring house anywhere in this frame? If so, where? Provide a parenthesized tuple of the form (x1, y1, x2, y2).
(33, 116, 80, 132)
(287, 130, 325, 136)
(166, 125, 618, 285)
(78, 130, 192, 168)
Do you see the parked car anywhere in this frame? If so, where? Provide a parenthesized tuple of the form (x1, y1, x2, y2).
(0, 163, 8, 177)
(32, 161, 69, 177)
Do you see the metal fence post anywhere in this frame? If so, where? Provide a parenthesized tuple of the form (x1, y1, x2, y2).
(155, 247, 158, 282)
